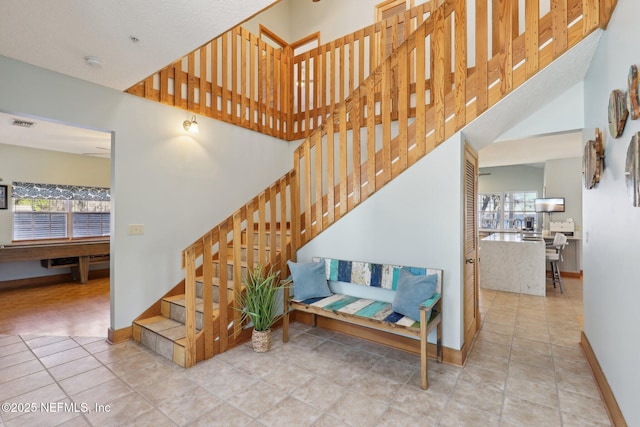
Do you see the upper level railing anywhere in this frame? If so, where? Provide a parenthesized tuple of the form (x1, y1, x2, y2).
(171, 0, 614, 366)
(125, 2, 436, 141)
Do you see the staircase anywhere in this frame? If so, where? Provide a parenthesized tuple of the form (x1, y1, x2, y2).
(129, 0, 616, 367)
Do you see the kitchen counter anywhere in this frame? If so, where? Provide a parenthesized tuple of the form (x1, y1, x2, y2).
(479, 233, 546, 296)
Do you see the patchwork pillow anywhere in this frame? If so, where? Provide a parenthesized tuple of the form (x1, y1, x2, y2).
(287, 260, 332, 301)
(392, 269, 437, 321)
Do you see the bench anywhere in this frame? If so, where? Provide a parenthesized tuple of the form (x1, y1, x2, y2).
(282, 257, 443, 389)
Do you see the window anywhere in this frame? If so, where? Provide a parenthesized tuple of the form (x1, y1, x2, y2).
(479, 191, 537, 230)
(12, 182, 110, 242)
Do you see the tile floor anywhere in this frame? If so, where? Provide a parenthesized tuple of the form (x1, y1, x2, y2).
(0, 277, 611, 426)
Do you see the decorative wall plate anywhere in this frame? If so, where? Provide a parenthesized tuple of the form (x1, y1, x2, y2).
(609, 89, 628, 138)
(625, 132, 640, 206)
(584, 128, 605, 190)
(627, 65, 639, 120)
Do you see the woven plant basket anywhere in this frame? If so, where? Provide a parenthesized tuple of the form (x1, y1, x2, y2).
(252, 329, 272, 353)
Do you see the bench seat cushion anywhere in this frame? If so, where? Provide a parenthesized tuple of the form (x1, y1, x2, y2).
(293, 292, 441, 331)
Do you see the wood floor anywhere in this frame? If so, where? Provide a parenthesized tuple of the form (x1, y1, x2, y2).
(0, 277, 110, 337)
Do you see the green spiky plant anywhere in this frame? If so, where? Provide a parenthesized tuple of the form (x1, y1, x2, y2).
(236, 265, 288, 332)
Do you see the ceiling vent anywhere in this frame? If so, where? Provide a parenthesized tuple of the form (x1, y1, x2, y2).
(12, 119, 36, 128)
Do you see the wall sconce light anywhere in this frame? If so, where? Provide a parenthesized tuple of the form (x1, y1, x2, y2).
(183, 115, 199, 134)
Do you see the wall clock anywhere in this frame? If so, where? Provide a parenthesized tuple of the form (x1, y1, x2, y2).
(584, 128, 605, 190)
(627, 65, 639, 120)
(625, 132, 640, 206)
(609, 89, 628, 138)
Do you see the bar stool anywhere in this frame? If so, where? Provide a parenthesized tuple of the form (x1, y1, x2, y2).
(546, 233, 568, 292)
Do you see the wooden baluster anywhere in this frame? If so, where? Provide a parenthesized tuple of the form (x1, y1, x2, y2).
(381, 58, 392, 185)
(246, 201, 254, 271)
(338, 103, 348, 217)
(552, 0, 568, 57)
(366, 77, 376, 198)
(495, 0, 513, 96)
(143, 76, 154, 100)
(329, 41, 336, 118)
(187, 51, 196, 111)
(348, 34, 355, 99)
(320, 45, 328, 122)
(266, 48, 273, 135)
(184, 246, 197, 367)
(202, 233, 214, 358)
(291, 155, 301, 255)
(211, 39, 219, 118)
(241, 28, 248, 126)
(432, 5, 446, 145)
(397, 43, 408, 175)
(299, 144, 310, 243)
(597, 0, 612, 30)
(315, 49, 322, 129)
(415, 22, 426, 159)
(350, 90, 361, 208)
(175, 60, 183, 109)
(339, 42, 345, 108)
(229, 27, 238, 123)
(160, 68, 169, 105)
(222, 33, 229, 119)
(199, 46, 207, 114)
(454, 0, 467, 131)
(475, 0, 488, 116)
(258, 193, 267, 265)
(284, 45, 294, 140)
(232, 211, 243, 339)
(278, 176, 289, 273)
(218, 222, 228, 352)
(525, 0, 539, 79)
(269, 184, 277, 267)
(313, 132, 323, 236)
(250, 34, 257, 130)
(303, 52, 311, 136)
(358, 29, 365, 94)
(327, 121, 336, 225)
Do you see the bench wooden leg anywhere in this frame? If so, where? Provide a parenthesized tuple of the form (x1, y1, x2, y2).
(437, 320, 443, 363)
(420, 309, 428, 390)
(283, 306, 290, 343)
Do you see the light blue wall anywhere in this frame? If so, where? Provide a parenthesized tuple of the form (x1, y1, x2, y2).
(297, 134, 465, 350)
(0, 55, 293, 330)
(479, 164, 544, 195)
(583, 0, 640, 424)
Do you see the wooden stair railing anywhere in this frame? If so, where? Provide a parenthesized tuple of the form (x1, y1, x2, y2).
(147, 0, 616, 367)
(181, 172, 295, 366)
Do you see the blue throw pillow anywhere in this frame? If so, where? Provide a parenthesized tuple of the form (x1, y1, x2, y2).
(392, 269, 437, 321)
(287, 260, 332, 301)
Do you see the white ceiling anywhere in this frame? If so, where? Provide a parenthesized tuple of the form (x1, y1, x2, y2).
(0, 0, 276, 158)
(0, 0, 276, 91)
(479, 131, 583, 168)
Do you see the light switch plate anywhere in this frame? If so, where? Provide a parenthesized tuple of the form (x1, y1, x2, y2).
(128, 224, 144, 235)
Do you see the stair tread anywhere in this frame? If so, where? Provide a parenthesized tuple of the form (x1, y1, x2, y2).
(134, 316, 183, 332)
(195, 277, 239, 289)
(163, 295, 221, 312)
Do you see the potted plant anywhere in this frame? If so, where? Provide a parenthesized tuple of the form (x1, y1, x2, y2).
(236, 264, 288, 352)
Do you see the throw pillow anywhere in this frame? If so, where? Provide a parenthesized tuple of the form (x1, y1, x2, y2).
(287, 260, 332, 301)
(392, 269, 437, 321)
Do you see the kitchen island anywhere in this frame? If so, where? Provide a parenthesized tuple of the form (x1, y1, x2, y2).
(479, 233, 546, 296)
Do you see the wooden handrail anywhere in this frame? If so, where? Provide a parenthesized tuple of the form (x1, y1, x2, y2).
(165, 0, 611, 366)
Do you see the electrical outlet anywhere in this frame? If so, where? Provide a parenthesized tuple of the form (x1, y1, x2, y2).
(128, 224, 144, 235)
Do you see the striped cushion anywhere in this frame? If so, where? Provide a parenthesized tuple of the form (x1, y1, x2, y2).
(297, 293, 442, 329)
(313, 257, 440, 292)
